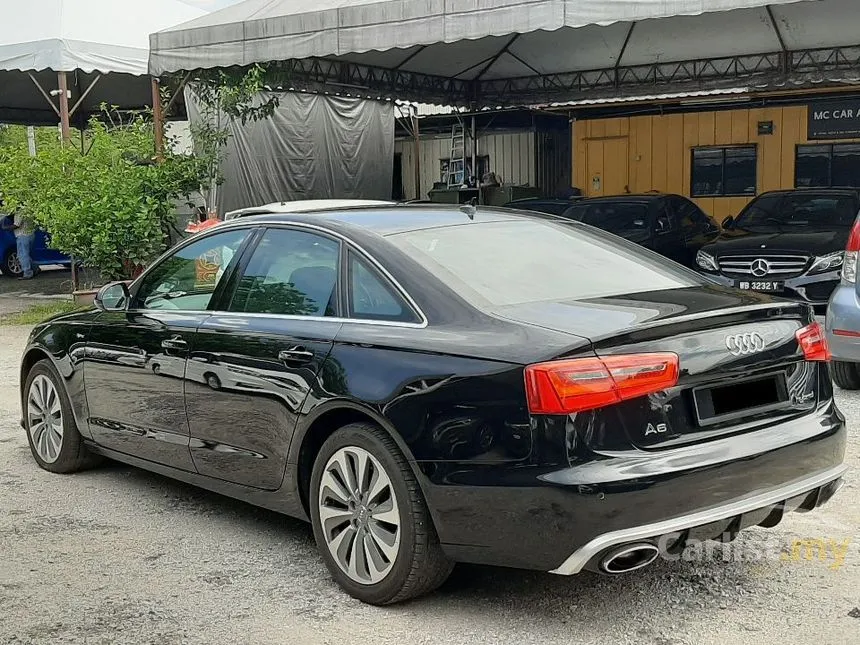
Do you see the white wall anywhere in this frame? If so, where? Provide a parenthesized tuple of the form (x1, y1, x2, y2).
(396, 130, 536, 200)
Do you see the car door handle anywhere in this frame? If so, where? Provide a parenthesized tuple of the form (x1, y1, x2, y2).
(278, 348, 314, 364)
(161, 336, 188, 351)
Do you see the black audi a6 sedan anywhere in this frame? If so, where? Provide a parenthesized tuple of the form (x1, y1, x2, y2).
(20, 205, 846, 605)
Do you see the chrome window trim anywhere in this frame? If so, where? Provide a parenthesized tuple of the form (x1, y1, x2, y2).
(123, 218, 429, 329)
(121, 309, 427, 329)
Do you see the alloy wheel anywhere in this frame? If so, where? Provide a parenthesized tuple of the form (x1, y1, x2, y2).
(7, 252, 22, 275)
(318, 446, 401, 585)
(27, 374, 63, 463)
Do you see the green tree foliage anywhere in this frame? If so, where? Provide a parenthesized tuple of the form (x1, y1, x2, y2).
(0, 65, 278, 281)
(0, 109, 205, 280)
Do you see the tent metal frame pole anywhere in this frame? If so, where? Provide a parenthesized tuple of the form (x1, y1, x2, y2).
(56, 71, 77, 290)
(27, 74, 61, 118)
(58, 72, 71, 143)
(69, 75, 102, 117)
(766, 5, 789, 72)
(152, 77, 165, 162)
(412, 111, 421, 201)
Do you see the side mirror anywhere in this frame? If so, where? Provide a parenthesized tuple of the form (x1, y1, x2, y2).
(94, 281, 130, 312)
(721, 215, 735, 229)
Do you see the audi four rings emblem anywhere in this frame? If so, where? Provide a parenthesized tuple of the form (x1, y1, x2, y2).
(751, 258, 770, 277)
(725, 332, 766, 356)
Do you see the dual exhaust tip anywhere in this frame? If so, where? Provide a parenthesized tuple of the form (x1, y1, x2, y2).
(599, 543, 660, 574)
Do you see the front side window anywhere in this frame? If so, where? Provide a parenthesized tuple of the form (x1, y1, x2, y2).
(691, 146, 757, 197)
(133, 229, 249, 311)
(347, 252, 417, 322)
(389, 219, 701, 308)
(796, 144, 860, 188)
(229, 228, 340, 316)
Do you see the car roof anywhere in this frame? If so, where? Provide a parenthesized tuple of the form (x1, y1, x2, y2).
(222, 203, 565, 236)
(573, 194, 670, 204)
(224, 199, 396, 219)
(755, 188, 860, 198)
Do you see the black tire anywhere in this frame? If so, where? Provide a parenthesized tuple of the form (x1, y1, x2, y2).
(309, 422, 453, 605)
(831, 361, 860, 390)
(22, 360, 102, 473)
(1, 248, 22, 277)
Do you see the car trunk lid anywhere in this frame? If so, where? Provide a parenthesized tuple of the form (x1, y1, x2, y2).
(496, 285, 820, 449)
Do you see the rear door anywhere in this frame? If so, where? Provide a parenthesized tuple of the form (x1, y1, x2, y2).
(671, 196, 719, 267)
(186, 226, 343, 490)
(650, 199, 685, 262)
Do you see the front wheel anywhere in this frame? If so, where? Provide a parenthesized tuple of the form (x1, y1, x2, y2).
(23, 360, 102, 473)
(831, 361, 860, 390)
(309, 422, 453, 605)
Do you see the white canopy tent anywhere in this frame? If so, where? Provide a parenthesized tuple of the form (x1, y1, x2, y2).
(0, 0, 205, 126)
(149, 0, 860, 107)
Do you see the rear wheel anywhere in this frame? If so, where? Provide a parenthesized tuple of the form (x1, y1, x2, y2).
(23, 360, 102, 473)
(831, 361, 860, 390)
(1, 248, 22, 277)
(309, 422, 453, 605)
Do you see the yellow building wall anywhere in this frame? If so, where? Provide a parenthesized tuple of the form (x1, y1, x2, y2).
(573, 105, 860, 221)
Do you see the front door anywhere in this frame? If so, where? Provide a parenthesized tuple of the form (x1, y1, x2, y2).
(83, 228, 252, 470)
(186, 226, 343, 490)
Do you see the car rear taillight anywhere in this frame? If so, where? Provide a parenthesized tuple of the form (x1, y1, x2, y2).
(524, 353, 680, 415)
(796, 322, 830, 362)
(841, 220, 860, 283)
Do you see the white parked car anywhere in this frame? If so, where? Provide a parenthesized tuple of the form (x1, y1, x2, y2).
(224, 199, 395, 220)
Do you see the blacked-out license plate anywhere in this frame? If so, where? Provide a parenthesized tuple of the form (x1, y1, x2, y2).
(737, 280, 784, 292)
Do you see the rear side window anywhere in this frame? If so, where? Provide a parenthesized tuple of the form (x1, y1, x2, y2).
(568, 202, 651, 237)
(389, 220, 700, 307)
(347, 252, 418, 323)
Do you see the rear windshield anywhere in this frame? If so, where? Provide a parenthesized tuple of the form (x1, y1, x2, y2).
(389, 219, 700, 307)
(735, 193, 858, 229)
(566, 202, 650, 236)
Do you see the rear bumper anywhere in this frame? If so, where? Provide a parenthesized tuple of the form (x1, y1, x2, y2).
(826, 282, 860, 361)
(550, 464, 845, 574)
(427, 400, 846, 572)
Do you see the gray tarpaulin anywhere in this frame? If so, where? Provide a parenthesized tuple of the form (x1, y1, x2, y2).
(186, 90, 394, 215)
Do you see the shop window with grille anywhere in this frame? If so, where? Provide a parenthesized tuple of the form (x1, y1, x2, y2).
(691, 146, 757, 197)
(796, 144, 860, 188)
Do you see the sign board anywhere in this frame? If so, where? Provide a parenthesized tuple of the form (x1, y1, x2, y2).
(757, 121, 774, 135)
(808, 100, 860, 139)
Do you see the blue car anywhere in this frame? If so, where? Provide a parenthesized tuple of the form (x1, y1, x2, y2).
(0, 215, 71, 276)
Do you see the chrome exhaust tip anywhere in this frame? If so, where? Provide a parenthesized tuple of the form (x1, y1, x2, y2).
(600, 543, 660, 574)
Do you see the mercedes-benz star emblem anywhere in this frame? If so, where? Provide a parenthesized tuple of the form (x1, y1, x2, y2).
(751, 258, 770, 277)
(725, 332, 766, 356)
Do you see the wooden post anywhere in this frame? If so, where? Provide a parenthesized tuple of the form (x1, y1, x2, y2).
(412, 112, 421, 200)
(57, 72, 71, 144)
(152, 77, 165, 162)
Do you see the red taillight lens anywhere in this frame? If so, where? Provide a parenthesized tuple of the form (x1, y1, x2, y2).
(847, 220, 860, 252)
(524, 353, 680, 415)
(796, 322, 830, 362)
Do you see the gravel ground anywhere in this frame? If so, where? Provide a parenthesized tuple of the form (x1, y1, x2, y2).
(0, 324, 857, 645)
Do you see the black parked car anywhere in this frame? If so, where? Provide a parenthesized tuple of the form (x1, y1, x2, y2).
(20, 204, 845, 604)
(500, 196, 583, 215)
(561, 194, 721, 268)
(696, 189, 860, 312)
